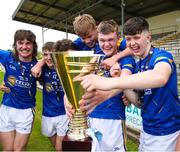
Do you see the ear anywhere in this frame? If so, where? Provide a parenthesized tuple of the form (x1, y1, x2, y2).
(147, 32, 151, 42)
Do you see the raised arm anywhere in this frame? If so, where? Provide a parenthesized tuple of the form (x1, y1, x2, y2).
(31, 58, 45, 77)
(102, 47, 132, 69)
(77, 61, 172, 92)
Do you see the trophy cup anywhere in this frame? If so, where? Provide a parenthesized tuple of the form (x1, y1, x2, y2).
(51, 51, 104, 151)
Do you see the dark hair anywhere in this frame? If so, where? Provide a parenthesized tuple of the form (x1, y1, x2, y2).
(13, 29, 38, 60)
(53, 39, 75, 52)
(123, 17, 149, 35)
(42, 42, 54, 52)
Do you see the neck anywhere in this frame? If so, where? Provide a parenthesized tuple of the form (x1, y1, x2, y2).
(141, 44, 151, 59)
(18, 56, 33, 62)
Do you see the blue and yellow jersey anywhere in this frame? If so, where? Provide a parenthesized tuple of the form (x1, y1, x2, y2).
(74, 37, 126, 54)
(73, 37, 103, 54)
(89, 55, 135, 120)
(0, 49, 37, 109)
(117, 38, 126, 51)
(135, 47, 180, 135)
(42, 65, 66, 117)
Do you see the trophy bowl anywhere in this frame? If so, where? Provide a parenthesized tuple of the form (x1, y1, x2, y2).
(51, 51, 104, 141)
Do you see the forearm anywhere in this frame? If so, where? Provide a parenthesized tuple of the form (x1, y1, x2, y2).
(123, 89, 141, 107)
(31, 58, 45, 77)
(110, 69, 168, 90)
(36, 58, 45, 68)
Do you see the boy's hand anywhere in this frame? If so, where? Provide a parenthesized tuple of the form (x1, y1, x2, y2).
(0, 82, 10, 93)
(31, 59, 45, 78)
(74, 74, 111, 91)
(101, 55, 118, 70)
(79, 90, 105, 114)
(64, 95, 75, 119)
(110, 62, 121, 77)
(31, 64, 42, 78)
(122, 95, 130, 106)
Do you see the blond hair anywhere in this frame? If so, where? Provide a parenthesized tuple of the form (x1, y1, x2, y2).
(97, 20, 119, 35)
(73, 14, 96, 37)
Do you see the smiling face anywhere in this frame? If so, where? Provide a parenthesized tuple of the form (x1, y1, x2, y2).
(97, 20, 119, 57)
(81, 30, 98, 48)
(125, 31, 151, 58)
(123, 17, 152, 58)
(16, 39, 33, 62)
(13, 30, 37, 62)
(42, 42, 54, 69)
(98, 31, 118, 56)
(43, 50, 53, 68)
(73, 14, 97, 48)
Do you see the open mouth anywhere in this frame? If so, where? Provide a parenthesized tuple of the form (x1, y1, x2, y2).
(20, 50, 31, 54)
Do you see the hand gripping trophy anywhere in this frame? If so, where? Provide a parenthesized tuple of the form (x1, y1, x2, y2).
(51, 51, 104, 151)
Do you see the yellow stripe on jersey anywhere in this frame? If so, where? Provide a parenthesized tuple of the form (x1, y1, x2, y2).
(117, 38, 123, 48)
(154, 57, 173, 66)
(122, 64, 133, 68)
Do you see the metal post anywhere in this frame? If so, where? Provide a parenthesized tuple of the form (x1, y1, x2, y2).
(42, 27, 44, 45)
(121, 0, 125, 38)
(66, 16, 68, 38)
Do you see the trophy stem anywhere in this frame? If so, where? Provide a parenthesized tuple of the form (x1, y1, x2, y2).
(67, 109, 89, 140)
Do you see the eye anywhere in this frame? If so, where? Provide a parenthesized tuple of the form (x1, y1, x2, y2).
(43, 53, 48, 56)
(126, 38, 131, 42)
(99, 39, 105, 43)
(17, 41, 23, 45)
(108, 38, 114, 42)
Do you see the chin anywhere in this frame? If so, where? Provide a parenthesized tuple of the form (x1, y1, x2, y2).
(47, 65, 54, 68)
(104, 51, 113, 56)
(87, 42, 95, 48)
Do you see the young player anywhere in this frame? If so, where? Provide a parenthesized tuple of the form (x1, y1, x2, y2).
(31, 14, 132, 77)
(0, 29, 38, 151)
(77, 17, 180, 151)
(66, 20, 135, 152)
(73, 13, 132, 69)
(39, 39, 74, 151)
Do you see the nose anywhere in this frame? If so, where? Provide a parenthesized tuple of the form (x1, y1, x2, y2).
(22, 43, 28, 49)
(47, 54, 51, 59)
(104, 41, 109, 46)
(83, 38, 91, 44)
(129, 39, 136, 46)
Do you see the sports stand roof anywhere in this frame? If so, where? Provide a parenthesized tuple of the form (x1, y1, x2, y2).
(12, 0, 180, 34)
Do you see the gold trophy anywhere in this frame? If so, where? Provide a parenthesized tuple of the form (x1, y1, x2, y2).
(51, 51, 104, 151)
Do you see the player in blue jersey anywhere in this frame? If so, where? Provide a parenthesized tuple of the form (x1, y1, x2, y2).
(73, 14, 133, 69)
(39, 39, 75, 151)
(89, 20, 135, 152)
(31, 14, 132, 76)
(66, 20, 135, 152)
(77, 17, 180, 151)
(0, 29, 38, 151)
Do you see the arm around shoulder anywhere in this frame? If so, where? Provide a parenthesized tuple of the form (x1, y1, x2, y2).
(31, 58, 45, 77)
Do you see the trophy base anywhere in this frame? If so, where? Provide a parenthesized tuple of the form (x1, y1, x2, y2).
(62, 135, 92, 151)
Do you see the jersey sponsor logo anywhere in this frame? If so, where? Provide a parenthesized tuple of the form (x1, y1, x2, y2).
(9, 64, 16, 71)
(16, 79, 31, 88)
(144, 88, 152, 95)
(7, 75, 16, 86)
(8, 75, 31, 88)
